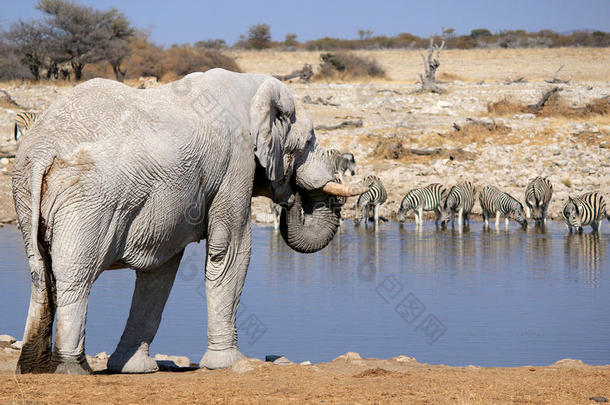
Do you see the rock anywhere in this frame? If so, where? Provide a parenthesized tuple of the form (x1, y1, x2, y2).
(0, 158, 8, 165)
(154, 354, 191, 368)
(590, 397, 608, 403)
(232, 357, 265, 374)
(333, 352, 362, 361)
(95, 352, 108, 360)
(514, 113, 536, 120)
(391, 355, 416, 363)
(0, 335, 16, 345)
(552, 358, 586, 367)
(11, 341, 23, 350)
(300, 360, 312, 366)
(272, 356, 294, 366)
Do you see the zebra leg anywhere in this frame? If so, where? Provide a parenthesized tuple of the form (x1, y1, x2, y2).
(505, 217, 509, 228)
(374, 204, 380, 225)
(495, 212, 500, 229)
(418, 207, 423, 226)
(457, 208, 463, 227)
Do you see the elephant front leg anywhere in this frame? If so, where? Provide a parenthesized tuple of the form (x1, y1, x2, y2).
(107, 252, 182, 373)
(200, 221, 251, 369)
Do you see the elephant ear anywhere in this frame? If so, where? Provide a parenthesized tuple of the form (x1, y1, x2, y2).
(250, 78, 296, 182)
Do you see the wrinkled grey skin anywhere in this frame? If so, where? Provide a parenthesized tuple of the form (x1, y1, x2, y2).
(12, 69, 346, 374)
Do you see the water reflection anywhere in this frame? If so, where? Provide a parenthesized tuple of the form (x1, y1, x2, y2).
(1, 222, 609, 367)
(564, 233, 605, 288)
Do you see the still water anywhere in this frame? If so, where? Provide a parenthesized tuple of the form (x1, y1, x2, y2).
(1, 221, 609, 367)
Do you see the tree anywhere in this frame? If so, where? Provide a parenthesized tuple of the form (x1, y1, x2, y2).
(99, 9, 135, 81)
(284, 33, 298, 48)
(246, 23, 271, 50)
(4, 20, 48, 80)
(470, 28, 492, 39)
(194, 39, 227, 49)
(36, 0, 134, 81)
(358, 29, 373, 40)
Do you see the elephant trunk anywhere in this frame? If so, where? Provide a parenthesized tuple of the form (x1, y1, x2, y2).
(279, 188, 341, 254)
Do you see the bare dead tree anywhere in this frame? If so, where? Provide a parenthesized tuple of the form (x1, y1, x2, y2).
(0, 88, 29, 109)
(545, 64, 570, 84)
(528, 86, 560, 112)
(418, 35, 445, 94)
(274, 64, 313, 82)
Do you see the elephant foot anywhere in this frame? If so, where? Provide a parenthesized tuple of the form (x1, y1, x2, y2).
(51, 354, 92, 375)
(108, 344, 159, 374)
(200, 348, 245, 369)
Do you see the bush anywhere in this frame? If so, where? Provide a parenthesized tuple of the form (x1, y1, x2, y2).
(161, 45, 240, 77)
(316, 52, 385, 80)
(246, 23, 271, 50)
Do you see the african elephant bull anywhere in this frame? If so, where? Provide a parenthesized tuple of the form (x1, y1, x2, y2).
(12, 69, 365, 374)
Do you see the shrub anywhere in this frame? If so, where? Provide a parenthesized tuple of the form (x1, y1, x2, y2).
(161, 45, 240, 77)
(315, 52, 385, 80)
(246, 23, 272, 50)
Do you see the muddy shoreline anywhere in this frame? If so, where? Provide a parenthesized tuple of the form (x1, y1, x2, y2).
(1, 338, 609, 404)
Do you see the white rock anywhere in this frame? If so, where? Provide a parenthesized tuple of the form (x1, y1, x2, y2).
(514, 113, 536, 120)
(333, 352, 362, 361)
(391, 355, 417, 363)
(95, 352, 108, 360)
(11, 341, 23, 350)
(0, 335, 16, 344)
(272, 356, 294, 365)
(232, 357, 264, 374)
(300, 360, 312, 366)
(0, 158, 9, 165)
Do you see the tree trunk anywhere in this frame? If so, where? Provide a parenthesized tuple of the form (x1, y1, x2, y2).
(72, 60, 84, 81)
(111, 62, 126, 82)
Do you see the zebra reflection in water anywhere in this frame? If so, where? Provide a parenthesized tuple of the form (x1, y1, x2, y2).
(564, 233, 605, 288)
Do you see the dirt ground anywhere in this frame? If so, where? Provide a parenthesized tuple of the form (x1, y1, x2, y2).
(1, 351, 609, 404)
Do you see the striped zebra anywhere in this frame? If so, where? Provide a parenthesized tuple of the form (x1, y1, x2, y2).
(14, 111, 39, 141)
(562, 192, 609, 233)
(440, 181, 476, 227)
(356, 175, 387, 226)
(479, 185, 527, 228)
(524, 176, 553, 225)
(398, 183, 448, 225)
(270, 201, 283, 230)
(325, 149, 356, 182)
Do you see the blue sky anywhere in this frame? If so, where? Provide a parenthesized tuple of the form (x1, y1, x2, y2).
(2, 0, 609, 46)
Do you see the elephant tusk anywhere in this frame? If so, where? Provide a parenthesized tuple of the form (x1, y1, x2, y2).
(321, 181, 368, 197)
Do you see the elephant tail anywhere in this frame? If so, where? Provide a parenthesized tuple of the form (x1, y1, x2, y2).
(28, 157, 55, 291)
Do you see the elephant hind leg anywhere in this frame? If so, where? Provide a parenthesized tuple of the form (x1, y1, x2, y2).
(107, 252, 183, 374)
(17, 256, 55, 374)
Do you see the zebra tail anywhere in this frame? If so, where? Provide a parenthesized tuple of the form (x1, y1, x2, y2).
(14, 122, 19, 141)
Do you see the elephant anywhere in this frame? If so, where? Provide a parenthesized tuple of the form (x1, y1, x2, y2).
(11, 68, 366, 374)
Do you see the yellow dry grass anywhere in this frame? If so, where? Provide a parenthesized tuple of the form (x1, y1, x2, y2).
(230, 48, 610, 82)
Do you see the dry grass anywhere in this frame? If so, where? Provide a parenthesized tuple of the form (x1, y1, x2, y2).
(488, 93, 610, 119)
(231, 48, 610, 82)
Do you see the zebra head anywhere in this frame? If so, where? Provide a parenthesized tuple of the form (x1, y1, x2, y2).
(563, 197, 582, 229)
(340, 153, 356, 176)
(398, 191, 413, 222)
(439, 187, 457, 225)
(511, 202, 528, 228)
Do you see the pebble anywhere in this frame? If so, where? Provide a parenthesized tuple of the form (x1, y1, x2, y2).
(232, 357, 264, 374)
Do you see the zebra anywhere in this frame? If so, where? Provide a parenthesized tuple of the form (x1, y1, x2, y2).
(440, 181, 476, 227)
(562, 192, 609, 233)
(325, 149, 356, 182)
(356, 175, 387, 226)
(270, 201, 283, 230)
(524, 176, 553, 225)
(398, 183, 448, 225)
(479, 185, 528, 228)
(14, 111, 39, 141)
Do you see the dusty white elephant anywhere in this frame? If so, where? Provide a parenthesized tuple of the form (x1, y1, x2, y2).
(12, 69, 365, 374)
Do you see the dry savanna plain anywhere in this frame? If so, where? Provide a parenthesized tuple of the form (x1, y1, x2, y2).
(0, 48, 609, 404)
